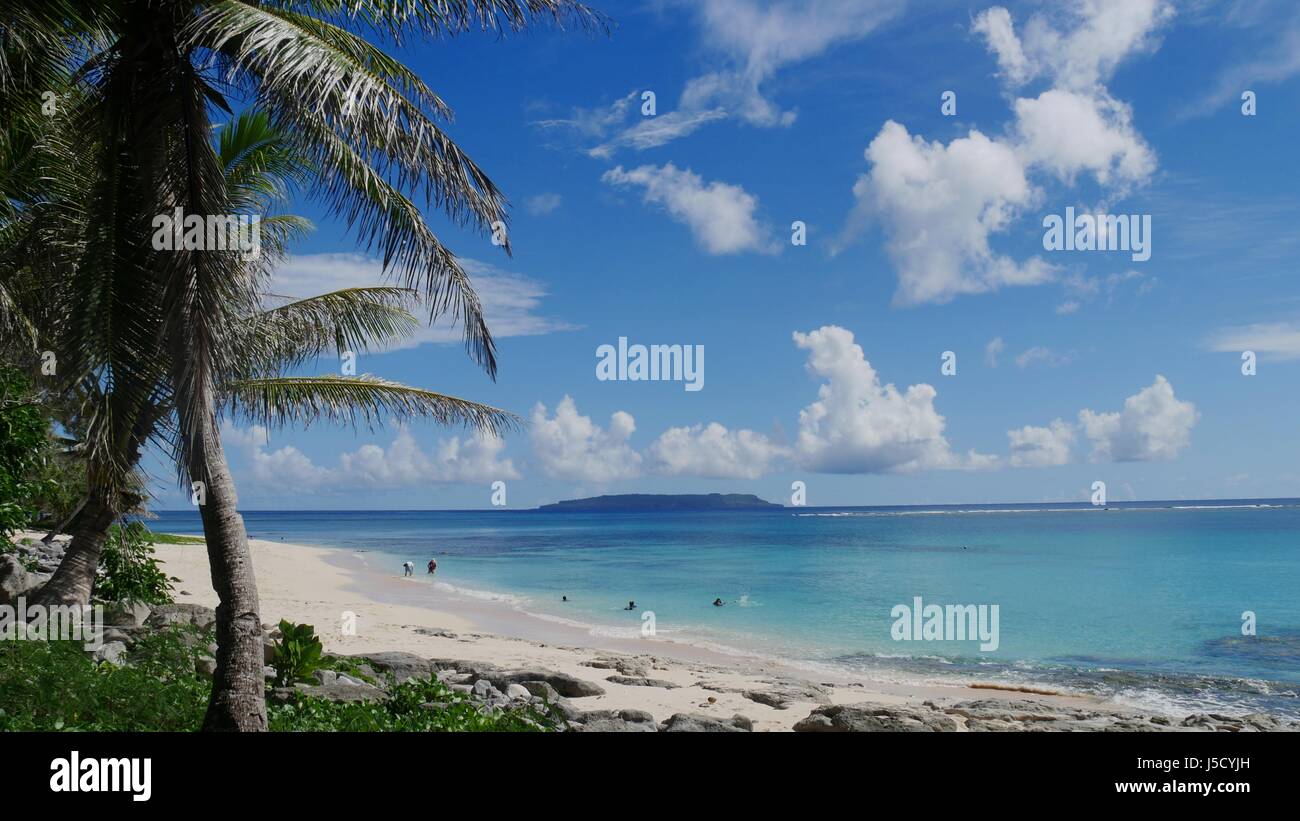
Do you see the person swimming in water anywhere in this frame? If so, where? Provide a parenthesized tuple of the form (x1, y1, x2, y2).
(713, 598, 725, 607)
(426, 558, 437, 575)
(624, 600, 636, 610)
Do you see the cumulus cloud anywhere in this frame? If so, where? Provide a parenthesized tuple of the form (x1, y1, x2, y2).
(839, 2, 1169, 304)
(602, 163, 776, 255)
(222, 424, 519, 493)
(839, 121, 1053, 305)
(529, 396, 641, 482)
(1008, 419, 1075, 467)
(1078, 376, 1198, 462)
(646, 423, 788, 480)
(791, 325, 995, 473)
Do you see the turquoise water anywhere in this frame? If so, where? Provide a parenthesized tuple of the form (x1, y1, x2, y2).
(151, 500, 1300, 716)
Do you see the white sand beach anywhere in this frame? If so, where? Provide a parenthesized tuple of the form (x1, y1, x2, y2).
(154, 536, 1131, 731)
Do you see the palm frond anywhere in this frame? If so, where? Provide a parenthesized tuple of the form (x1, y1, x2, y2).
(223, 373, 520, 436)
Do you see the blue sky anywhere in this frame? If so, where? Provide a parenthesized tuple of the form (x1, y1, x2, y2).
(147, 0, 1300, 510)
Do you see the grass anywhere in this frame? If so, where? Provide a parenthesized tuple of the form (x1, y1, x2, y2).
(0, 627, 561, 732)
(149, 532, 206, 545)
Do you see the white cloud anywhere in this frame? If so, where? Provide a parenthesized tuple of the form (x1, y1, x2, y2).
(646, 423, 788, 479)
(839, 3, 1169, 305)
(270, 253, 575, 349)
(985, 336, 1006, 367)
(540, 1, 901, 154)
(221, 424, 518, 492)
(1014, 346, 1072, 369)
(602, 163, 776, 255)
(839, 121, 1053, 305)
(1056, 300, 1080, 315)
(529, 396, 641, 482)
(1008, 419, 1075, 467)
(791, 325, 995, 473)
(1204, 321, 1300, 361)
(524, 193, 563, 216)
(1078, 375, 1198, 462)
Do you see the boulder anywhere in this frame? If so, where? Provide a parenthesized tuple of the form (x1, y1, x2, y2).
(505, 683, 532, 700)
(743, 681, 833, 709)
(360, 651, 437, 683)
(91, 641, 128, 666)
(490, 669, 605, 698)
(794, 703, 957, 732)
(0, 555, 34, 605)
(519, 680, 562, 702)
(580, 655, 650, 677)
(572, 708, 659, 733)
(195, 656, 217, 679)
(145, 603, 216, 631)
(660, 713, 753, 732)
(102, 601, 152, 628)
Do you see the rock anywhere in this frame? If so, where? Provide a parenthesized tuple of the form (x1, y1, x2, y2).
(360, 651, 437, 683)
(101, 628, 134, 645)
(274, 681, 382, 704)
(794, 703, 958, 732)
(145, 603, 216, 631)
(413, 627, 458, 638)
(336, 673, 368, 687)
(606, 675, 679, 689)
(91, 641, 128, 666)
(263, 666, 277, 682)
(0, 555, 34, 605)
(102, 600, 151, 628)
(506, 683, 532, 700)
(472, 679, 497, 699)
(490, 669, 605, 698)
(263, 636, 277, 665)
(660, 713, 752, 732)
(519, 680, 562, 702)
(314, 669, 339, 686)
(195, 656, 217, 679)
(581, 655, 650, 677)
(743, 681, 833, 710)
(572, 709, 659, 732)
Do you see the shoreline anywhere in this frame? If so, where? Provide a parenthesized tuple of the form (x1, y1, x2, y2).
(154, 536, 1146, 731)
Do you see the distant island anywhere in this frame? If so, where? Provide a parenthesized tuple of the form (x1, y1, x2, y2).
(537, 493, 783, 512)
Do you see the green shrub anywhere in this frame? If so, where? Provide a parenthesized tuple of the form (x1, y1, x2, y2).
(268, 675, 562, 732)
(97, 522, 175, 605)
(269, 619, 324, 686)
(0, 368, 49, 551)
(0, 626, 211, 731)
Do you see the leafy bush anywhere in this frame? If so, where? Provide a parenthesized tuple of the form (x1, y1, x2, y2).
(269, 619, 324, 686)
(0, 625, 559, 732)
(97, 522, 175, 605)
(0, 626, 211, 731)
(0, 368, 49, 551)
(268, 675, 562, 732)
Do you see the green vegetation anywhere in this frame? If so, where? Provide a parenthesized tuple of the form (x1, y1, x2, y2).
(0, 626, 560, 732)
(269, 620, 324, 687)
(97, 522, 175, 606)
(0, 368, 49, 551)
(148, 532, 206, 545)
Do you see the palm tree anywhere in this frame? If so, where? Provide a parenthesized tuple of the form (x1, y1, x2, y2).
(1, 102, 524, 729)
(3, 0, 603, 730)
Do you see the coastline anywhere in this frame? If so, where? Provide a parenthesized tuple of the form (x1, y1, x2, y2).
(155, 536, 1143, 731)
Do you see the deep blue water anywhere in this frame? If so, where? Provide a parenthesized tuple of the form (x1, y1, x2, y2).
(150, 500, 1300, 716)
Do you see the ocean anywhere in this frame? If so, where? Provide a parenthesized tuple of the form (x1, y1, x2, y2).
(149, 500, 1300, 718)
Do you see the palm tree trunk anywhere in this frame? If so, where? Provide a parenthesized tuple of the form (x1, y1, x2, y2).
(192, 418, 266, 732)
(28, 488, 115, 607)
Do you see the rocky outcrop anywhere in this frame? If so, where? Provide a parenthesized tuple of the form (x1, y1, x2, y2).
(660, 713, 753, 732)
(145, 603, 217, 631)
(606, 675, 679, 689)
(794, 703, 958, 732)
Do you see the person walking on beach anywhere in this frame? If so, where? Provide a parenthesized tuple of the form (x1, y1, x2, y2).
(427, 558, 437, 575)
(402, 561, 414, 577)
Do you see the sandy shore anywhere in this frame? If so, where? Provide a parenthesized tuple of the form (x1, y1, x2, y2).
(154, 536, 1126, 731)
